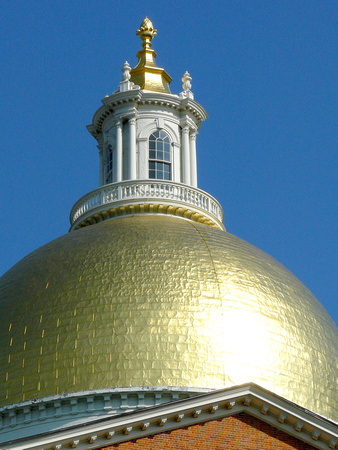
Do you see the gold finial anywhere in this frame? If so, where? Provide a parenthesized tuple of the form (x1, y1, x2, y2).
(136, 17, 157, 49)
(130, 17, 172, 94)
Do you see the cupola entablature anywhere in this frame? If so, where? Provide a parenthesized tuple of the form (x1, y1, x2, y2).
(87, 91, 208, 138)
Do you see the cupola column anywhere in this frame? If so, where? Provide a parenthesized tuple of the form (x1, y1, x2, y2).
(115, 120, 123, 182)
(190, 132, 197, 187)
(97, 137, 104, 186)
(99, 147, 104, 186)
(182, 125, 191, 185)
(128, 118, 137, 180)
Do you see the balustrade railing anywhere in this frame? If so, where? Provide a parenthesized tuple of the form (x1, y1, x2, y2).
(70, 180, 223, 228)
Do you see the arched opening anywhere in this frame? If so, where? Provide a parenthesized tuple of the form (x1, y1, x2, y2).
(148, 130, 171, 180)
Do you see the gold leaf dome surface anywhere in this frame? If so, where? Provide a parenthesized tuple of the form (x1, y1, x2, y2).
(0, 216, 337, 420)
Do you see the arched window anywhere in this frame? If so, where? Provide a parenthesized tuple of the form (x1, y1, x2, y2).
(105, 144, 113, 184)
(148, 130, 171, 180)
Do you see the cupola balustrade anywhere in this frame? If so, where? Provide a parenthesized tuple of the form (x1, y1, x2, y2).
(70, 180, 224, 231)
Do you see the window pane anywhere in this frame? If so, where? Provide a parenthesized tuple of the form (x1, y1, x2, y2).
(157, 162, 163, 170)
(149, 170, 156, 178)
(164, 151, 170, 162)
(149, 161, 155, 169)
(157, 170, 163, 179)
(149, 150, 156, 159)
(149, 140, 156, 149)
(157, 151, 163, 161)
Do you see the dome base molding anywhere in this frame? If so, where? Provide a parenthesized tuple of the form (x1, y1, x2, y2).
(0, 386, 210, 443)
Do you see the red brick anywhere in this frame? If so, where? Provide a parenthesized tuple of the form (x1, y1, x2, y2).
(99, 413, 316, 449)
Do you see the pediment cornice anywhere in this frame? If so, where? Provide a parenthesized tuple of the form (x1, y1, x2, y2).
(3, 384, 337, 450)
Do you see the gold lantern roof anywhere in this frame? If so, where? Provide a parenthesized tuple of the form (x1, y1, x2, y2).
(0, 216, 337, 421)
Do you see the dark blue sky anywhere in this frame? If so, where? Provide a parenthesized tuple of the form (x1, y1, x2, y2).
(1, 1, 337, 324)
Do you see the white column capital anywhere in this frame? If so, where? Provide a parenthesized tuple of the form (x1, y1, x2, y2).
(96, 134, 104, 146)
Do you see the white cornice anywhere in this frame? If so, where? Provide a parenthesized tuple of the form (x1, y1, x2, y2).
(3, 384, 337, 450)
(86, 90, 208, 138)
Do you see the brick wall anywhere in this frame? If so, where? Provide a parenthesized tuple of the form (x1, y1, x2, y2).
(99, 413, 316, 449)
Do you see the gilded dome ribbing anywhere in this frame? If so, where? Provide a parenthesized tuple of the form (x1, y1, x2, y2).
(0, 216, 336, 421)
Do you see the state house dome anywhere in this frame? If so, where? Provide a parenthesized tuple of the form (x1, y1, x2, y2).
(0, 18, 337, 443)
(0, 216, 337, 422)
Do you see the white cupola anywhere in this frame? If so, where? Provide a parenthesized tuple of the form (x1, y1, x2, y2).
(70, 18, 224, 231)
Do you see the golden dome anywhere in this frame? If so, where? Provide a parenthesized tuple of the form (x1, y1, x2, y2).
(0, 216, 337, 421)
